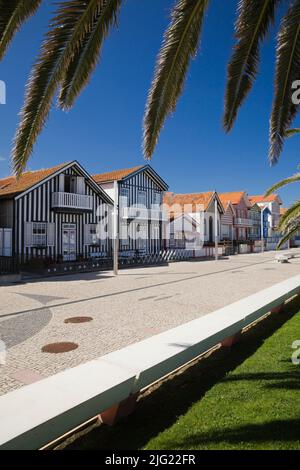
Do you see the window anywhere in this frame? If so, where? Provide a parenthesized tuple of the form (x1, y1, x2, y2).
(153, 192, 161, 206)
(222, 224, 229, 237)
(120, 188, 129, 207)
(32, 223, 47, 246)
(120, 223, 129, 249)
(84, 224, 98, 245)
(137, 190, 147, 207)
(64, 175, 81, 193)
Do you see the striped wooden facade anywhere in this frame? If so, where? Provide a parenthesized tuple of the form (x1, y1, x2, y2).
(12, 163, 112, 260)
(118, 167, 168, 254)
(99, 166, 169, 255)
(220, 204, 234, 240)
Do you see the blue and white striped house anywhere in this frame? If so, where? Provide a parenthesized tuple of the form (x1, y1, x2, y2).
(0, 161, 113, 263)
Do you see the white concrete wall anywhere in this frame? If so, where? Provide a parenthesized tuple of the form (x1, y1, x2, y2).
(99, 182, 115, 201)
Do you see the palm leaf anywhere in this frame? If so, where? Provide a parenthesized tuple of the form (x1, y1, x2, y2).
(269, 0, 300, 164)
(143, 0, 209, 159)
(224, 0, 281, 132)
(277, 220, 300, 249)
(278, 199, 300, 230)
(13, 0, 108, 176)
(59, 0, 122, 110)
(265, 172, 300, 196)
(0, 0, 42, 61)
(284, 127, 300, 137)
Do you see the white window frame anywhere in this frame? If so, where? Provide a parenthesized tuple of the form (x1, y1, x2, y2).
(32, 222, 47, 247)
(153, 192, 161, 207)
(120, 187, 129, 207)
(137, 190, 147, 207)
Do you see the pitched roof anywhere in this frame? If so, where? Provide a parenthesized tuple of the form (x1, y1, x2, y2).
(163, 191, 216, 213)
(0, 162, 68, 198)
(93, 165, 144, 184)
(219, 191, 248, 206)
(248, 194, 282, 204)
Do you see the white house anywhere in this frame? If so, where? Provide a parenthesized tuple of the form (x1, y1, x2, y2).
(163, 191, 224, 248)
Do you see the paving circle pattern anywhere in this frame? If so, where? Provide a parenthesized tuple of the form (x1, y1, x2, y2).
(41, 342, 79, 353)
(64, 317, 93, 324)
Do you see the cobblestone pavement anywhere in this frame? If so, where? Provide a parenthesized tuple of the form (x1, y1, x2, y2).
(1, 249, 300, 396)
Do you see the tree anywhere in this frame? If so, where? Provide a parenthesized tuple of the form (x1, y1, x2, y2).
(265, 169, 300, 247)
(0, 0, 122, 175)
(144, 0, 300, 166)
(1, 1, 300, 174)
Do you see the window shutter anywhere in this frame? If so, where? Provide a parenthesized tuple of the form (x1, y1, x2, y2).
(84, 224, 91, 245)
(25, 223, 33, 247)
(47, 223, 55, 246)
(77, 177, 85, 195)
(0, 229, 3, 256)
(59, 173, 65, 192)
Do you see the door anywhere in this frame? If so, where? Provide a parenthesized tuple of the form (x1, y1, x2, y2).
(62, 224, 77, 261)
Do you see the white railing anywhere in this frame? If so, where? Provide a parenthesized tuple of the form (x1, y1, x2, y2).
(121, 206, 168, 221)
(1, 274, 300, 449)
(235, 217, 253, 226)
(52, 192, 93, 210)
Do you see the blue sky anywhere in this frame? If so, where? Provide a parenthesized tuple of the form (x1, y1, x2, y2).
(0, 0, 300, 206)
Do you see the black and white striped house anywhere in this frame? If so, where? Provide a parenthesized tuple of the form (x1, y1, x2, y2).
(0, 161, 113, 263)
(93, 165, 169, 255)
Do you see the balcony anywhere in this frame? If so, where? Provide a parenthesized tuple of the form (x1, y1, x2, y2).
(121, 206, 168, 221)
(52, 192, 93, 211)
(234, 217, 253, 227)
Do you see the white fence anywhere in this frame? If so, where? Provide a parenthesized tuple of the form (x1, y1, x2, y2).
(0, 274, 300, 449)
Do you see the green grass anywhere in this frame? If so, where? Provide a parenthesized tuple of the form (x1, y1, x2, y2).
(62, 298, 300, 450)
(145, 307, 300, 450)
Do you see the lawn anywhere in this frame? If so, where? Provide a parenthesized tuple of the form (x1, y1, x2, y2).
(61, 297, 300, 450)
(145, 305, 300, 450)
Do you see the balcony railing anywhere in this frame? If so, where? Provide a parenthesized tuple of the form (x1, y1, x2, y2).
(52, 192, 93, 211)
(234, 217, 253, 226)
(121, 206, 168, 221)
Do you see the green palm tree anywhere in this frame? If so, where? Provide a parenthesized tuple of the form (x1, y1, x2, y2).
(1, 0, 300, 174)
(265, 170, 300, 247)
(0, 0, 122, 175)
(144, 0, 300, 164)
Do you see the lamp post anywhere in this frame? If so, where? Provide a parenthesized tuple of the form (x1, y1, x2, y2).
(113, 181, 119, 276)
(215, 198, 218, 261)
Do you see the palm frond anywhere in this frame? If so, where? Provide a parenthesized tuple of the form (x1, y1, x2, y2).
(0, 0, 42, 61)
(224, 0, 281, 132)
(59, 0, 122, 110)
(269, 0, 300, 164)
(265, 172, 300, 196)
(278, 199, 300, 230)
(277, 221, 300, 249)
(13, 0, 107, 176)
(284, 127, 300, 137)
(143, 0, 209, 159)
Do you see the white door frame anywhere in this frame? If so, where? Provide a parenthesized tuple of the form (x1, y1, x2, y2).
(62, 224, 77, 261)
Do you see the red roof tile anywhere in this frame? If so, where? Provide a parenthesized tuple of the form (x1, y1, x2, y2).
(93, 166, 144, 184)
(163, 191, 215, 213)
(0, 163, 69, 198)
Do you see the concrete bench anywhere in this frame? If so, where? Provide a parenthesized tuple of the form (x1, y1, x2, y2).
(275, 254, 290, 263)
(1, 274, 300, 449)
